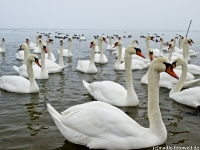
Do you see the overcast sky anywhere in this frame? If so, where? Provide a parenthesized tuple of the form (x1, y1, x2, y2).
(0, 0, 199, 30)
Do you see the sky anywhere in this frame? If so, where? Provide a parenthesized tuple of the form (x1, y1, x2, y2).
(0, 0, 200, 30)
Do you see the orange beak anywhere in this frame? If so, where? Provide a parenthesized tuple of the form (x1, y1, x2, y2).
(151, 37, 154, 41)
(43, 47, 47, 53)
(168, 45, 171, 50)
(188, 41, 192, 46)
(35, 59, 41, 67)
(136, 50, 145, 58)
(90, 43, 93, 48)
(149, 53, 153, 60)
(103, 39, 107, 43)
(166, 66, 179, 79)
(113, 43, 118, 48)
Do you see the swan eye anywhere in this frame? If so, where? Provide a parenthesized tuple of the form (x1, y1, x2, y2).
(172, 61, 177, 69)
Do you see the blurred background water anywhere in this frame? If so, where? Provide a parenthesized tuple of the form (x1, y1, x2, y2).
(0, 29, 200, 150)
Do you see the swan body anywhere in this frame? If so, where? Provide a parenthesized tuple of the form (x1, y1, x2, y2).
(79, 35, 86, 41)
(114, 41, 149, 71)
(13, 41, 49, 79)
(82, 45, 145, 106)
(0, 49, 40, 93)
(15, 50, 25, 61)
(58, 37, 73, 57)
(76, 39, 97, 73)
(47, 58, 179, 149)
(106, 36, 116, 50)
(94, 36, 108, 64)
(0, 38, 5, 52)
(170, 58, 200, 108)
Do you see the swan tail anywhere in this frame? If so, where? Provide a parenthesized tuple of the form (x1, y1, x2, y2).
(183, 79, 200, 89)
(82, 80, 93, 96)
(13, 65, 20, 74)
(47, 103, 62, 118)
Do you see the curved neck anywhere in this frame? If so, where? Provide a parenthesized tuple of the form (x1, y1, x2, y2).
(46, 42, 52, 60)
(23, 46, 30, 65)
(89, 44, 96, 64)
(59, 44, 64, 66)
(109, 38, 112, 46)
(124, 51, 138, 105)
(159, 40, 164, 55)
(170, 62, 187, 97)
(26, 59, 37, 89)
(148, 66, 165, 134)
(114, 45, 122, 68)
(145, 39, 150, 59)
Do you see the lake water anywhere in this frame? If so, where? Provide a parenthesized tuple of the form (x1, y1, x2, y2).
(0, 29, 200, 150)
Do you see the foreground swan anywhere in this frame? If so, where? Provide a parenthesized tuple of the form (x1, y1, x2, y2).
(94, 36, 108, 64)
(114, 41, 148, 70)
(58, 37, 73, 57)
(0, 51, 41, 93)
(76, 39, 97, 73)
(83, 45, 145, 106)
(170, 58, 200, 109)
(0, 38, 5, 52)
(47, 57, 178, 149)
(13, 40, 49, 79)
(106, 36, 116, 50)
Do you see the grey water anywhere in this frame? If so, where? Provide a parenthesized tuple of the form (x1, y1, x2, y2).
(0, 29, 200, 150)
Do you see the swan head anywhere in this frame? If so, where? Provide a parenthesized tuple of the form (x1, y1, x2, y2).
(90, 39, 96, 48)
(2, 37, 5, 42)
(168, 41, 175, 50)
(60, 38, 64, 46)
(171, 58, 186, 69)
(146, 36, 154, 41)
(113, 41, 122, 48)
(183, 39, 191, 46)
(150, 58, 179, 79)
(169, 38, 176, 44)
(148, 48, 154, 60)
(98, 36, 107, 43)
(42, 42, 47, 53)
(26, 37, 30, 43)
(68, 37, 72, 42)
(18, 43, 28, 51)
(109, 36, 114, 39)
(118, 35, 121, 40)
(126, 45, 145, 58)
(187, 38, 194, 45)
(46, 38, 53, 44)
(159, 37, 164, 42)
(27, 54, 41, 67)
(37, 35, 42, 39)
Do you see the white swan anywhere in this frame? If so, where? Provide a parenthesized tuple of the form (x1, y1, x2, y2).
(0, 37, 5, 52)
(114, 41, 148, 70)
(79, 34, 86, 41)
(106, 36, 116, 50)
(58, 37, 73, 57)
(145, 36, 155, 60)
(170, 58, 200, 108)
(13, 40, 49, 79)
(45, 38, 56, 62)
(33, 35, 42, 53)
(83, 45, 144, 106)
(44, 38, 66, 73)
(76, 39, 97, 73)
(141, 50, 197, 89)
(0, 52, 41, 93)
(47, 57, 179, 149)
(94, 36, 108, 64)
(175, 39, 200, 75)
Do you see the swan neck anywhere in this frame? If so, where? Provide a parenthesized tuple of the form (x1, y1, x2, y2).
(68, 41, 72, 53)
(2, 40, 5, 50)
(41, 45, 46, 73)
(183, 43, 188, 64)
(36, 37, 39, 47)
(145, 39, 150, 59)
(180, 38, 183, 49)
(59, 45, 64, 66)
(109, 38, 112, 46)
(159, 40, 163, 55)
(99, 40, 103, 56)
(168, 46, 174, 62)
(90, 44, 96, 64)
(46, 42, 52, 60)
(170, 63, 187, 97)
(23, 46, 30, 65)
(148, 67, 165, 133)
(131, 40, 136, 45)
(114, 45, 122, 68)
(26, 60, 37, 87)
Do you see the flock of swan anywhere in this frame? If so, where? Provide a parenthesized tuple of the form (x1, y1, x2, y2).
(0, 33, 199, 149)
